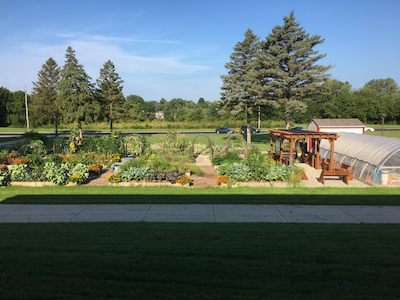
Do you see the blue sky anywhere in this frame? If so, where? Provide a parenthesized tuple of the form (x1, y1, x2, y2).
(1, 0, 399, 102)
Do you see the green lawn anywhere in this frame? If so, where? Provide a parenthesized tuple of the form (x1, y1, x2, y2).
(2, 186, 400, 205)
(1, 222, 399, 299)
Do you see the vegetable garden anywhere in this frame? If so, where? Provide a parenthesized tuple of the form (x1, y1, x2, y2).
(0, 130, 303, 187)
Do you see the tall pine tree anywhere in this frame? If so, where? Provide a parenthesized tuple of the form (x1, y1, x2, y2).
(257, 11, 332, 129)
(32, 57, 61, 134)
(96, 60, 124, 133)
(220, 29, 261, 143)
(57, 46, 95, 138)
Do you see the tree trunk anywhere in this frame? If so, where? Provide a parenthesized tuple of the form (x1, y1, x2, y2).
(247, 111, 251, 144)
(285, 101, 291, 130)
(54, 120, 58, 136)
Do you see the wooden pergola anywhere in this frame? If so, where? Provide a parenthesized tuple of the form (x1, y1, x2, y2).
(268, 129, 340, 171)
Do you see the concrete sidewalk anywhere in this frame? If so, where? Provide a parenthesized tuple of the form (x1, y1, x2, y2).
(1, 204, 400, 224)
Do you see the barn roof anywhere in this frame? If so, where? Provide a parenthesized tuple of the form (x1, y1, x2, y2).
(310, 118, 365, 127)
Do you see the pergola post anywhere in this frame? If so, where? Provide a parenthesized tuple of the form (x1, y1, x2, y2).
(329, 139, 335, 171)
(270, 134, 274, 157)
(289, 138, 294, 165)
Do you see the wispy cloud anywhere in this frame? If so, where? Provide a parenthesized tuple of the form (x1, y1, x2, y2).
(55, 32, 181, 44)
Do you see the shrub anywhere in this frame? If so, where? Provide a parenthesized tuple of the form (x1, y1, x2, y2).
(120, 155, 149, 171)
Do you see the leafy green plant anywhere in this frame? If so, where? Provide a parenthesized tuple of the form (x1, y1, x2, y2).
(166, 170, 184, 184)
(21, 131, 48, 144)
(216, 163, 251, 183)
(71, 163, 89, 181)
(9, 164, 32, 182)
(120, 167, 154, 182)
(42, 162, 71, 185)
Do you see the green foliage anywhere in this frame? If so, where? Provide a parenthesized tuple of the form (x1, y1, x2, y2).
(0, 165, 11, 186)
(119, 155, 149, 171)
(264, 164, 297, 185)
(21, 131, 48, 144)
(80, 133, 125, 156)
(9, 164, 32, 182)
(71, 163, 89, 181)
(257, 11, 332, 129)
(120, 167, 153, 182)
(31, 57, 61, 133)
(216, 163, 251, 182)
(220, 29, 261, 143)
(96, 60, 124, 132)
(6, 90, 28, 127)
(243, 149, 270, 181)
(125, 135, 149, 156)
(57, 46, 96, 138)
(166, 170, 184, 184)
(42, 162, 71, 185)
(211, 151, 241, 165)
(163, 132, 186, 150)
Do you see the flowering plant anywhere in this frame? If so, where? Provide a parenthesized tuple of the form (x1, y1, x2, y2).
(109, 153, 120, 162)
(176, 174, 191, 186)
(108, 173, 121, 183)
(69, 174, 83, 183)
(216, 175, 230, 184)
(87, 163, 103, 176)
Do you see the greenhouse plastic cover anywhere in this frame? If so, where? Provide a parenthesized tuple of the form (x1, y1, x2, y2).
(319, 132, 400, 185)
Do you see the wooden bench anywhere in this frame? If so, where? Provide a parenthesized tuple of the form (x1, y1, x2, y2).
(334, 163, 353, 180)
(318, 170, 350, 185)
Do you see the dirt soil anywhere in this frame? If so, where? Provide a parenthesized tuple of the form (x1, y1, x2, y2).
(85, 166, 218, 187)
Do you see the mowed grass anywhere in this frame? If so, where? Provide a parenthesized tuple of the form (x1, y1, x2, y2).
(1, 186, 400, 205)
(0, 222, 400, 299)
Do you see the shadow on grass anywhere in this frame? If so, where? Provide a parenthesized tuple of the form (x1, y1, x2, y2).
(2, 193, 399, 205)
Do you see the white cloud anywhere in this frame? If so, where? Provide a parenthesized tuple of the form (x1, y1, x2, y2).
(0, 32, 213, 94)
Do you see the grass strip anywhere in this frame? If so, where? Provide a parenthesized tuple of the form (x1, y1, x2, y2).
(1, 186, 400, 205)
(0, 222, 399, 299)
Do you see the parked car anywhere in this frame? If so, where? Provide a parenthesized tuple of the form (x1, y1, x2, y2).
(215, 127, 236, 134)
(291, 127, 306, 130)
(365, 127, 375, 132)
(241, 126, 261, 133)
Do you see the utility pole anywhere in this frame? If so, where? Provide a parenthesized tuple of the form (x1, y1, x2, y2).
(24, 85, 30, 132)
(382, 114, 386, 137)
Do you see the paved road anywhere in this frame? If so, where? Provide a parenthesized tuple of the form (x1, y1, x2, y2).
(1, 204, 400, 224)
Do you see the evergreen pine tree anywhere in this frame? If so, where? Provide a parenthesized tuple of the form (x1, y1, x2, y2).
(32, 57, 60, 134)
(57, 46, 95, 138)
(257, 11, 332, 129)
(96, 60, 124, 133)
(220, 29, 262, 143)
